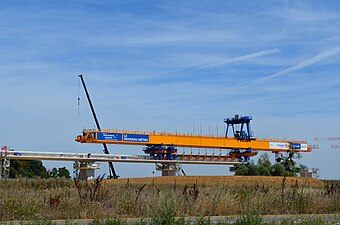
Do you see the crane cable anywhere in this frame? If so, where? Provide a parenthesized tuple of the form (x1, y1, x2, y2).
(78, 77, 80, 117)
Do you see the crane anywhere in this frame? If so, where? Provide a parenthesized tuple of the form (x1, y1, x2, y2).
(78, 74, 119, 179)
(76, 114, 311, 163)
(312, 137, 340, 149)
(314, 137, 340, 141)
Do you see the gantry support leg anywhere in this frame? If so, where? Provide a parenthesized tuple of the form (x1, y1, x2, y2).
(0, 156, 10, 179)
(155, 163, 183, 176)
(73, 161, 100, 180)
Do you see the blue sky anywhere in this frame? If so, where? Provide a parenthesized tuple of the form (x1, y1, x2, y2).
(1, 0, 340, 179)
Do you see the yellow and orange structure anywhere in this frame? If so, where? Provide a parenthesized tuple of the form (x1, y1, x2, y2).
(75, 115, 311, 176)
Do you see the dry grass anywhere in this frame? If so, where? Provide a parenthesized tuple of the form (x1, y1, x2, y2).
(107, 176, 324, 188)
(0, 176, 338, 221)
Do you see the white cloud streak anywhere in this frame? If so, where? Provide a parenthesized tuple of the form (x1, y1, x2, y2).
(261, 46, 340, 81)
(195, 48, 280, 70)
(270, 6, 340, 22)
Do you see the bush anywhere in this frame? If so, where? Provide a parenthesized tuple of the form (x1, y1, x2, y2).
(271, 164, 285, 176)
(235, 164, 249, 175)
(258, 165, 271, 176)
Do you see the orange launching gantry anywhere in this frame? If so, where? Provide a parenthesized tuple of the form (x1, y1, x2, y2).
(76, 115, 311, 163)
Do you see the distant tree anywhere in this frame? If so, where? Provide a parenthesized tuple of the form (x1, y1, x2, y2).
(234, 152, 305, 177)
(9, 160, 48, 178)
(57, 167, 71, 178)
(257, 153, 272, 176)
(235, 164, 249, 175)
(48, 167, 71, 179)
(248, 164, 260, 176)
(8, 160, 71, 179)
(258, 153, 271, 169)
(271, 163, 286, 176)
(258, 165, 271, 176)
(48, 167, 59, 178)
(299, 164, 308, 172)
(280, 151, 303, 176)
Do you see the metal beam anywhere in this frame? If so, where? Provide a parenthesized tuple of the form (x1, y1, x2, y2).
(2, 150, 244, 165)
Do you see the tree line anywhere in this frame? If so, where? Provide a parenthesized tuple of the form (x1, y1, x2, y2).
(235, 151, 305, 176)
(9, 160, 71, 179)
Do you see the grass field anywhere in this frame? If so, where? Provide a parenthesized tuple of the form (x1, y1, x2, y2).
(0, 176, 339, 222)
(107, 176, 325, 188)
(1, 215, 340, 225)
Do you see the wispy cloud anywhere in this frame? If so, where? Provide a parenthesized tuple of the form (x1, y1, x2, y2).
(260, 46, 340, 81)
(195, 48, 280, 70)
(271, 7, 340, 22)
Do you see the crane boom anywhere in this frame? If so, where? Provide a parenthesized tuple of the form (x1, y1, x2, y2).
(79, 75, 102, 132)
(78, 74, 118, 179)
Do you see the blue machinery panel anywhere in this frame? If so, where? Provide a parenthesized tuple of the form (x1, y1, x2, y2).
(97, 133, 149, 142)
(123, 134, 149, 142)
(290, 143, 302, 149)
(97, 133, 123, 141)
